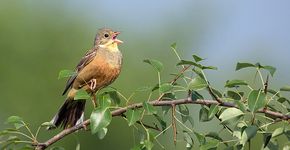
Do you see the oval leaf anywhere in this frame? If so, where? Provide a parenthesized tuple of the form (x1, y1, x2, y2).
(192, 54, 204, 62)
(263, 65, 276, 77)
(272, 127, 284, 138)
(280, 85, 290, 92)
(208, 104, 219, 120)
(96, 128, 108, 139)
(219, 108, 244, 122)
(90, 108, 112, 134)
(188, 76, 207, 91)
(58, 70, 76, 79)
(74, 89, 91, 100)
(6, 116, 23, 124)
(159, 83, 173, 93)
(125, 109, 142, 126)
(143, 59, 163, 72)
(143, 102, 157, 115)
(236, 62, 256, 71)
(241, 125, 258, 145)
(225, 80, 248, 88)
(248, 90, 266, 112)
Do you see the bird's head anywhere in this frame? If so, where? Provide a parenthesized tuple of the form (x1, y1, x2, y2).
(94, 28, 123, 51)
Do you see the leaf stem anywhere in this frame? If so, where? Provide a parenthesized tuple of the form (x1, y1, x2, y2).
(257, 69, 265, 87)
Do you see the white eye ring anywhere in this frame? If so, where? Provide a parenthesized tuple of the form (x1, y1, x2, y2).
(104, 33, 109, 38)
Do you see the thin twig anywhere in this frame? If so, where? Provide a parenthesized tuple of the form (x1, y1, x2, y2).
(171, 104, 177, 145)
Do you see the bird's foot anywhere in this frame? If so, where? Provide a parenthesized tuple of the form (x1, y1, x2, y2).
(89, 79, 97, 91)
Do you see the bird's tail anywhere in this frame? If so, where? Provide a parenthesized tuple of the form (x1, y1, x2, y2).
(47, 98, 86, 130)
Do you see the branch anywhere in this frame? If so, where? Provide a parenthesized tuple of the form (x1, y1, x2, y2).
(35, 98, 290, 150)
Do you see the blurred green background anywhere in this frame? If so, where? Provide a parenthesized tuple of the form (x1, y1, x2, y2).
(1, 0, 290, 149)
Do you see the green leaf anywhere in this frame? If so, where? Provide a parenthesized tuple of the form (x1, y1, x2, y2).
(267, 89, 280, 97)
(183, 131, 194, 149)
(159, 83, 173, 93)
(234, 101, 247, 112)
(171, 42, 177, 50)
(235, 62, 256, 71)
(272, 127, 284, 138)
(6, 116, 23, 124)
(268, 100, 288, 114)
(280, 85, 290, 91)
(162, 106, 170, 116)
(211, 87, 223, 98)
(264, 141, 279, 150)
(151, 84, 159, 92)
(178, 60, 217, 70)
(90, 107, 112, 134)
(163, 93, 177, 100)
(208, 104, 219, 120)
(58, 69, 76, 79)
(200, 139, 219, 150)
(98, 95, 111, 108)
(241, 125, 258, 145)
(125, 109, 142, 126)
(41, 122, 55, 129)
(227, 90, 242, 100)
(104, 90, 121, 106)
(130, 144, 143, 150)
(225, 80, 248, 88)
(188, 76, 207, 91)
(194, 132, 206, 145)
(177, 60, 200, 66)
(262, 65, 276, 77)
(153, 114, 167, 131)
(96, 128, 108, 139)
(248, 90, 266, 112)
(201, 65, 218, 70)
(74, 89, 90, 100)
(277, 97, 287, 103)
(143, 59, 163, 72)
(199, 107, 210, 122)
(192, 68, 205, 79)
(219, 108, 244, 122)
(144, 139, 154, 150)
(0, 130, 9, 136)
(143, 102, 157, 115)
(205, 132, 224, 143)
(263, 133, 272, 148)
(192, 54, 204, 62)
(191, 91, 204, 101)
(178, 105, 194, 127)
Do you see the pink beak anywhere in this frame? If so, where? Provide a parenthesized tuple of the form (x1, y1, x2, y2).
(113, 31, 123, 44)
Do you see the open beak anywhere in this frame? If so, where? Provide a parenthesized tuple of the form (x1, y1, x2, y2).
(113, 31, 123, 44)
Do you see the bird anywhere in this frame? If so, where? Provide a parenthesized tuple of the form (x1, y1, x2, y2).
(48, 28, 123, 129)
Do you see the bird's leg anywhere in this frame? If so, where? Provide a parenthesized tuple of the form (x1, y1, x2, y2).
(89, 79, 97, 108)
(91, 93, 97, 108)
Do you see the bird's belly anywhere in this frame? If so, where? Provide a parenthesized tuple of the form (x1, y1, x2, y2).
(74, 58, 121, 91)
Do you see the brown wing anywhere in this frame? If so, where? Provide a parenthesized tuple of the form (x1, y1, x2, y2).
(62, 49, 97, 95)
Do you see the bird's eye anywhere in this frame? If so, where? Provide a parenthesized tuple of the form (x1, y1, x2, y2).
(104, 33, 109, 38)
